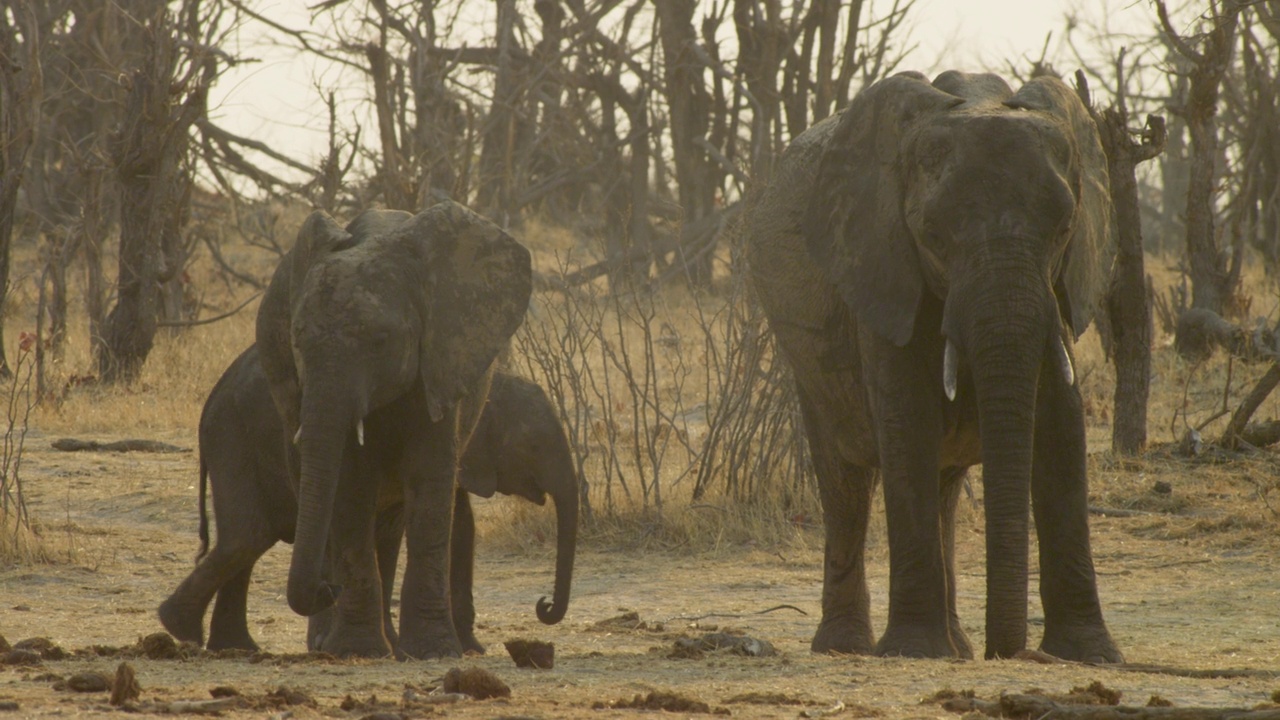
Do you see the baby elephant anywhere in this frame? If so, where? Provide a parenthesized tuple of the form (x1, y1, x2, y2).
(158, 345, 578, 653)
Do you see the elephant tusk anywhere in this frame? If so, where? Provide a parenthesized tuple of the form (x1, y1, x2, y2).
(1055, 336, 1076, 387)
(293, 427, 302, 446)
(943, 339, 958, 402)
(357, 419, 364, 446)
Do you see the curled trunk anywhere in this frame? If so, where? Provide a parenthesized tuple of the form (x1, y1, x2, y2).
(536, 475, 578, 624)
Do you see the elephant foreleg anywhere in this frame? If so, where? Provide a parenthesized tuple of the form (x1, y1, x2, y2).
(801, 391, 876, 655)
(450, 487, 484, 654)
(865, 336, 955, 658)
(1031, 361, 1123, 663)
(396, 413, 463, 660)
(315, 446, 392, 658)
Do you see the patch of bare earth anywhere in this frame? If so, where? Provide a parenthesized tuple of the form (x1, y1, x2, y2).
(1, 424, 1279, 719)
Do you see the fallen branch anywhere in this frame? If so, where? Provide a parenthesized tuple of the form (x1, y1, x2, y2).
(665, 604, 808, 623)
(52, 438, 189, 454)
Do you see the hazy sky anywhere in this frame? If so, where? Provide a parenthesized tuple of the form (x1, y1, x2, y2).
(207, 0, 1161, 184)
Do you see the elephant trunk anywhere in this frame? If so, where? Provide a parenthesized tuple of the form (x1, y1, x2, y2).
(536, 466, 579, 625)
(286, 387, 355, 617)
(946, 257, 1055, 660)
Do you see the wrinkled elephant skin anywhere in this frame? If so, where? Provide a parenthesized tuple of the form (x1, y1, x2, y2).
(745, 71, 1122, 662)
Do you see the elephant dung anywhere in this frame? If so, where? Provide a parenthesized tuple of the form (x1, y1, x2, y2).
(503, 638, 554, 669)
(63, 671, 111, 693)
(442, 667, 511, 700)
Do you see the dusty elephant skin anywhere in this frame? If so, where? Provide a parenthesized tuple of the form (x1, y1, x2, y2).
(746, 70, 1122, 662)
(252, 202, 532, 659)
(157, 346, 578, 655)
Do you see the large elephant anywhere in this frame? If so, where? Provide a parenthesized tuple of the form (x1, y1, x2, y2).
(157, 345, 578, 654)
(255, 202, 531, 659)
(746, 70, 1122, 662)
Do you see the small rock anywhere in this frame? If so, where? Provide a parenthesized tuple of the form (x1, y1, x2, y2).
(0, 701, 19, 712)
(0, 651, 41, 667)
(1152, 480, 1173, 495)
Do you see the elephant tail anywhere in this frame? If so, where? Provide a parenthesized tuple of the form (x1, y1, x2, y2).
(195, 454, 210, 564)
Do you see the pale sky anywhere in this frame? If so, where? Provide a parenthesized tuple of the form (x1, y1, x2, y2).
(206, 0, 1162, 186)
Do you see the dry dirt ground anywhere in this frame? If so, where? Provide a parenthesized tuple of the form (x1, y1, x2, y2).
(2, 418, 1280, 719)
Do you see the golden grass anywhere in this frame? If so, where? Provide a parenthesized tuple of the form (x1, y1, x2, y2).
(4, 206, 1280, 564)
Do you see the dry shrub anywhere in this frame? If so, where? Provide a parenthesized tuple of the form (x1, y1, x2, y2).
(506, 235, 819, 551)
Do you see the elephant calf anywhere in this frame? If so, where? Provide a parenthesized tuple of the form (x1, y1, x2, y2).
(158, 345, 578, 654)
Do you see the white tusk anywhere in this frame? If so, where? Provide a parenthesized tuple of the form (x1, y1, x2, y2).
(943, 340, 958, 402)
(357, 419, 364, 446)
(293, 427, 301, 446)
(1056, 336, 1076, 387)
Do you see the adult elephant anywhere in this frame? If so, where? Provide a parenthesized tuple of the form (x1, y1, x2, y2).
(256, 202, 532, 659)
(157, 345, 578, 654)
(746, 70, 1122, 662)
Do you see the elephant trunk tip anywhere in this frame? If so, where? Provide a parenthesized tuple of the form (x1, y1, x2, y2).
(287, 581, 343, 617)
(535, 596, 566, 625)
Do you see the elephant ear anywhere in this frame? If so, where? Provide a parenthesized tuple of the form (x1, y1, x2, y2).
(804, 72, 964, 347)
(414, 201, 532, 422)
(1005, 76, 1115, 339)
(256, 211, 352, 452)
(288, 211, 355, 309)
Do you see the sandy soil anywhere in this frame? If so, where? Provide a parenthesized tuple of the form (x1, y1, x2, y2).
(2, 422, 1279, 719)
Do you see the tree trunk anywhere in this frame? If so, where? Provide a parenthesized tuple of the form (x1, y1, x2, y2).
(654, 0, 715, 287)
(1090, 71, 1167, 455)
(0, 5, 42, 378)
(1159, 1, 1243, 315)
(99, 8, 210, 383)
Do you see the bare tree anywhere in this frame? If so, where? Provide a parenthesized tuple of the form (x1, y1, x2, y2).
(1078, 62, 1166, 456)
(99, 3, 221, 383)
(0, 2, 42, 378)
(1157, 0, 1246, 315)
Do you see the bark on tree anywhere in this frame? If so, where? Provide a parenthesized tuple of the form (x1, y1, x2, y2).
(0, 3, 42, 378)
(99, 8, 212, 383)
(655, 0, 716, 287)
(1084, 61, 1166, 455)
(1158, 0, 1244, 315)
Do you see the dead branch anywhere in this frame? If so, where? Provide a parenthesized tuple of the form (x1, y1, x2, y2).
(1175, 308, 1280, 363)
(52, 438, 189, 453)
(957, 693, 1280, 719)
(155, 291, 261, 328)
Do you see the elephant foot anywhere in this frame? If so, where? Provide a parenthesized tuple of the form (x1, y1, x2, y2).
(458, 632, 486, 656)
(396, 633, 463, 661)
(875, 622, 967, 659)
(207, 633, 260, 653)
(157, 597, 204, 646)
(810, 616, 874, 655)
(948, 618, 975, 660)
(317, 627, 394, 659)
(1040, 625, 1123, 664)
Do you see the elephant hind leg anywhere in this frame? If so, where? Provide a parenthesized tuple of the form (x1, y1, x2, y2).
(160, 535, 273, 648)
(207, 563, 261, 652)
(802, 394, 877, 656)
(939, 467, 974, 660)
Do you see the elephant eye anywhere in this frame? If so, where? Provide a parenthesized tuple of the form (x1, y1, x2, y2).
(919, 137, 950, 171)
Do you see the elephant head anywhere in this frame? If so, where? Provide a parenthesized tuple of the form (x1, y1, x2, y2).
(257, 202, 532, 618)
(804, 71, 1113, 657)
(457, 372, 578, 626)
